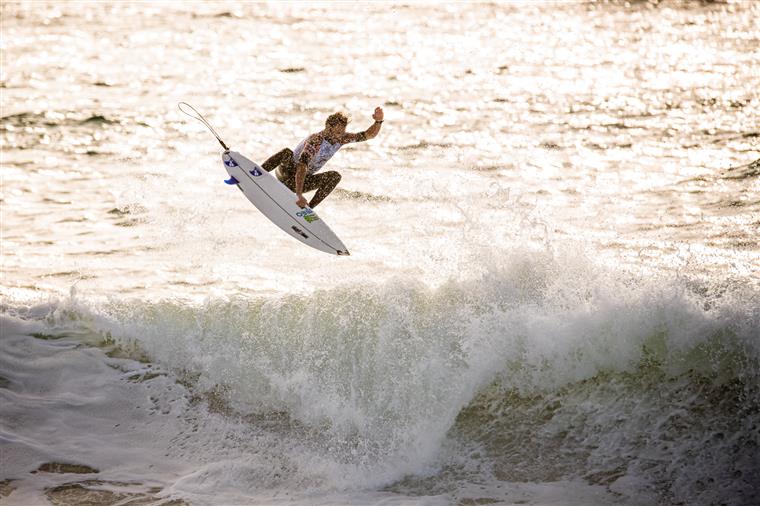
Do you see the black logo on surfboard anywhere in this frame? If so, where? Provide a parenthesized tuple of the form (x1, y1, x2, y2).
(291, 226, 309, 239)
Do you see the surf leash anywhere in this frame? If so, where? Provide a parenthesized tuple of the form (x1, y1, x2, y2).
(178, 102, 229, 151)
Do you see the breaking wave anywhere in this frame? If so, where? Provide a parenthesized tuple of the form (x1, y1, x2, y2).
(4, 248, 759, 503)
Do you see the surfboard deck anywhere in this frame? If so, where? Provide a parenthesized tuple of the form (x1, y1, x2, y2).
(222, 151, 349, 256)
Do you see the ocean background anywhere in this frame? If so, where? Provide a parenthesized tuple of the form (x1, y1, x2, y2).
(1, 1, 759, 505)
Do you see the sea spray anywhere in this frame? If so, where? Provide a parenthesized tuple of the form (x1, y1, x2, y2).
(14, 245, 753, 499)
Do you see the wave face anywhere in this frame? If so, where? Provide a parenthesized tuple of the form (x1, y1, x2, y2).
(5, 250, 756, 504)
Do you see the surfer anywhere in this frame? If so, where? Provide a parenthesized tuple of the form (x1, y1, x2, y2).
(261, 107, 384, 208)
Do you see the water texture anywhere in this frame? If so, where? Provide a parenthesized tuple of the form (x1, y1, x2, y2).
(1, 2, 759, 505)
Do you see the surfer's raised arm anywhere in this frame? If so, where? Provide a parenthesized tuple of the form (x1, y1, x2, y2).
(342, 107, 384, 143)
(260, 107, 385, 209)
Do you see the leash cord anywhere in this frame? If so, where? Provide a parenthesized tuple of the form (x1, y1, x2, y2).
(178, 102, 229, 151)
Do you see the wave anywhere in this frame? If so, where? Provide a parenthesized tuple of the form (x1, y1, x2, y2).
(1, 110, 125, 152)
(2, 252, 759, 501)
(333, 188, 392, 202)
(0, 111, 120, 129)
(724, 158, 760, 180)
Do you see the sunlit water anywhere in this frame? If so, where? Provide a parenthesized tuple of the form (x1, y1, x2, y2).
(1, 2, 759, 505)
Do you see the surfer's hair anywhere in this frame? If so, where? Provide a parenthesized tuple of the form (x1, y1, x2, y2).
(326, 112, 349, 128)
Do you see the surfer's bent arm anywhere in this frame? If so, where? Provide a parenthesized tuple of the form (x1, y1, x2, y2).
(295, 162, 308, 206)
(294, 135, 320, 206)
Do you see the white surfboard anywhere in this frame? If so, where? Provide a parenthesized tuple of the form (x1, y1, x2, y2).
(222, 151, 350, 256)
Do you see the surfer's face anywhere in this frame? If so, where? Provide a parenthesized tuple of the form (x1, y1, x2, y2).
(327, 123, 346, 135)
(325, 122, 346, 140)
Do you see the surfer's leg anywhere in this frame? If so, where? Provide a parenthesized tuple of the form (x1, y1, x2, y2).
(261, 148, 293, 172)
(303, 171, 341, 208)
(280, 177, 296, 192)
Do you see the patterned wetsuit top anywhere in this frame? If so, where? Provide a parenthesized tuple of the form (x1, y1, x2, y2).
(292, 134, 344, 175)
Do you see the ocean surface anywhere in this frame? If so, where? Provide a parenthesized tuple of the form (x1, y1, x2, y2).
(1, 1, 759, 505)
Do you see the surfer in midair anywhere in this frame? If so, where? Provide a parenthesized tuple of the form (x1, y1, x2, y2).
(261, 107, 384, 208)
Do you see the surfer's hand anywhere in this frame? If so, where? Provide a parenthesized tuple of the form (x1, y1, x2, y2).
(373, 107, 384, 122)
(296, 194, 308, 208)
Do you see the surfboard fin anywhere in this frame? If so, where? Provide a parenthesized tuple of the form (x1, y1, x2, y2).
(224, 176, 239, 185)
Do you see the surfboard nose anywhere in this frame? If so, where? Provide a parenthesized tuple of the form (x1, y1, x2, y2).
(337, 250, 350, 256)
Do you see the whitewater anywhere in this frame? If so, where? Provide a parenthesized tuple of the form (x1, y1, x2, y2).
(1, 2, 759, 505)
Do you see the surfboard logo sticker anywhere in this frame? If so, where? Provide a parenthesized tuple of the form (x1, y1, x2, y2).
(296, 209, 320, 223)
(223, 156, 238, 168)
(250, 168, 263, 177)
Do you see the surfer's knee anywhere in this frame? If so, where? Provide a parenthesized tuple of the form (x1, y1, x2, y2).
(278, 148, 294, 165)
(326, 171, 341, 185)
(263, 148, 294, 172)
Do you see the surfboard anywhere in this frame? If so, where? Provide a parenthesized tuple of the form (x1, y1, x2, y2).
(221, 151, 350, 256)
